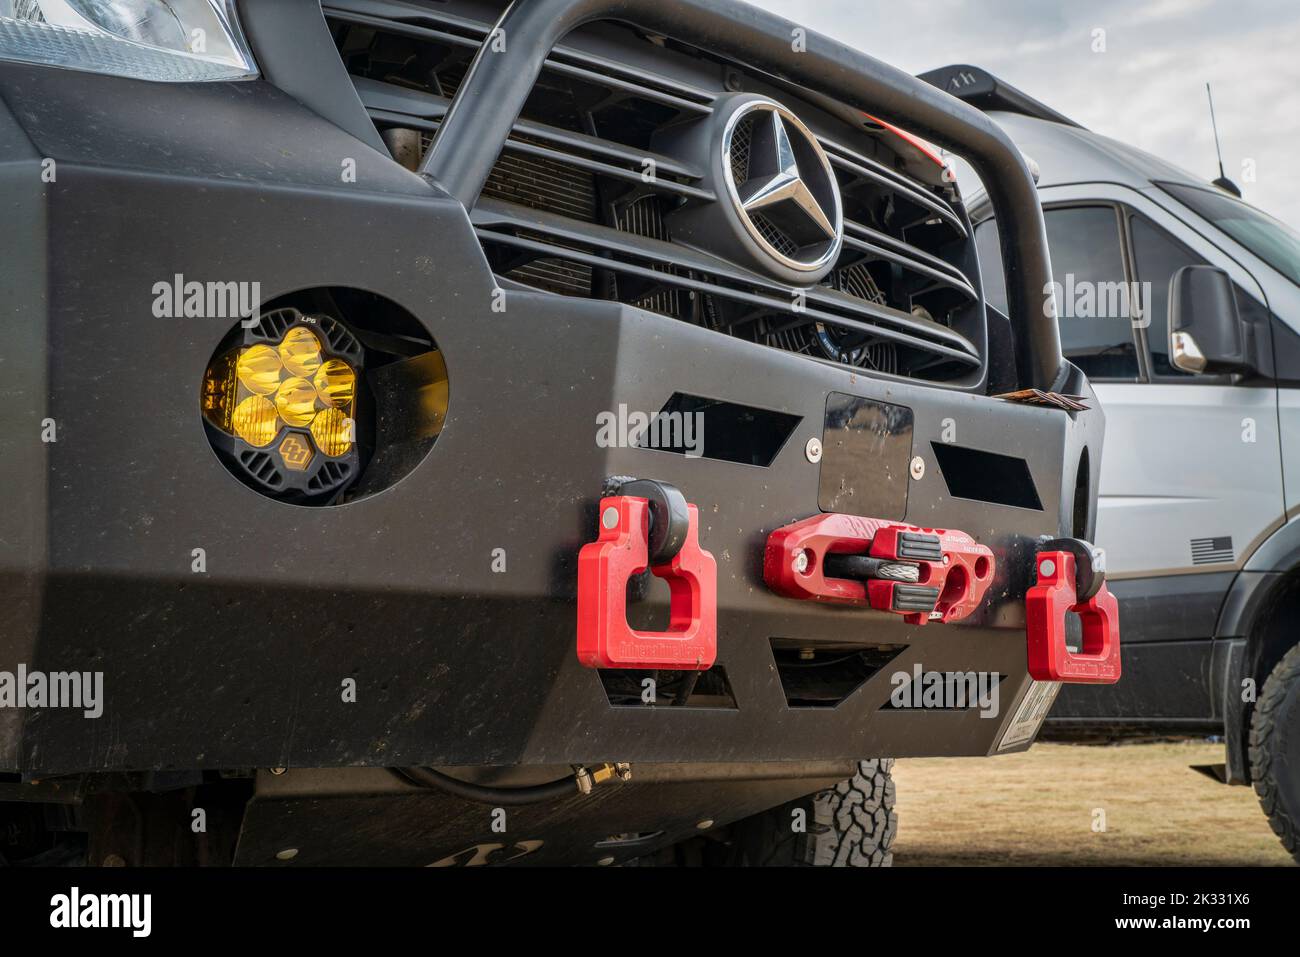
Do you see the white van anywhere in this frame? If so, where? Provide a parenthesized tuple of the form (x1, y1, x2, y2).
(925, 65, 1300, 862)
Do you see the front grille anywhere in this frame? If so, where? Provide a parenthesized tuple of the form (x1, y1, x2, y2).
(326, 3, 984, 384)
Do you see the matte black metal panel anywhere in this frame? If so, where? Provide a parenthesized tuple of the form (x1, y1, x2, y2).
(818, 393, 913, 520)
(918, 64, 1085, 130)
(241, 0, 390, 154)
(0, 76, 422, 197)
(234, 764, 852, 866)
(0, 93, 48, 769)
(0, 28, 1101, 773)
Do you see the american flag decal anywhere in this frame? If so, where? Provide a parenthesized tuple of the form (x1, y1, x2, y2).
(1191, 536, 1234, 565)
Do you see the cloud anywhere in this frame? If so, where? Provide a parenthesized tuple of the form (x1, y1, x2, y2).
(746, 0, 1300, 228)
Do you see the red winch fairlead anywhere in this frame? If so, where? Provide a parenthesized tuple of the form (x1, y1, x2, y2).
(763, 512, 995, 625)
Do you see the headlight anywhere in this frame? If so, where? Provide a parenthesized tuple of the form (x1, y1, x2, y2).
(0, 0, 257, 81)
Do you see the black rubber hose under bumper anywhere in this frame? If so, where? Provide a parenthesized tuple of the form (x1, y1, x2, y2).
(394, 767, 581, 806)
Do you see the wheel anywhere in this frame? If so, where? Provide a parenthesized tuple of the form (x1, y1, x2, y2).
(1249, 642, 1300, 863)
(730, 758, 897, 866)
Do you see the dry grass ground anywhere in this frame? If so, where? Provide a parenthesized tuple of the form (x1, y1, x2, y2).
(892, 740, 1295, 866)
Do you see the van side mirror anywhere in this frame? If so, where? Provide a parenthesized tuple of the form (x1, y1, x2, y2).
(1168, 265, 1255, 375)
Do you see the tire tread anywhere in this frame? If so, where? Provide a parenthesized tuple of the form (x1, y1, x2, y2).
(1249, 643, 1300, 861)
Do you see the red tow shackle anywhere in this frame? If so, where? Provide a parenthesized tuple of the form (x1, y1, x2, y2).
(1025, 544, 1121, 684)
(576, 480, 717, 670)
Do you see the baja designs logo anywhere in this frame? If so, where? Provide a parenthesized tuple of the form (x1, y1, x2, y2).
(278, 434, 314, 471)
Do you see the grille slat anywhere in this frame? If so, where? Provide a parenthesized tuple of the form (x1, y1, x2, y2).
(823, 140, 967, 237)
(473, 202, 980, 367)
(325, 6, 714, 116)
(472, 200, 976, 352)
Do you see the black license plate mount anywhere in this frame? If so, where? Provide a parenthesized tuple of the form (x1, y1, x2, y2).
(817, 392, 914, 520)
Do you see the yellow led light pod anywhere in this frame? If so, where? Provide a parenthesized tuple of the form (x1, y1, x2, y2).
(204, 301, 446, 507)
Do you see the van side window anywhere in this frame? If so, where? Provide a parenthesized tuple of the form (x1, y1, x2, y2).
(1129, 216, 1204, 377)
(975, 211, 1138, 379)
(1043, 206, 1139, 380)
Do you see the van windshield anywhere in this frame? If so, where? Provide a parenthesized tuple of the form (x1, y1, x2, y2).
(1159, 181, 1300, 287)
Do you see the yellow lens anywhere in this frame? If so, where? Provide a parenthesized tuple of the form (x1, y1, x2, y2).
(314, 359, 356, 409)
(311, 407, 353, 456)
(235, 344, 283, 395)
(232, 395, 279, 447)
(279, 327, 323, 377)
(276, 377, 319, 426)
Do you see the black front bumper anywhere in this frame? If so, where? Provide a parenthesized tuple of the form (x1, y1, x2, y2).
(0, 8, 1101, 774)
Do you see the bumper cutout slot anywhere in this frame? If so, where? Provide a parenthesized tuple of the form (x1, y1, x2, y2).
(930, 442, 1042, 510)
(639, 393, 801, 467)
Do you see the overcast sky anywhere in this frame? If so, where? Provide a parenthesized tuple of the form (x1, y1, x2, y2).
(749, 0, 1300, 228)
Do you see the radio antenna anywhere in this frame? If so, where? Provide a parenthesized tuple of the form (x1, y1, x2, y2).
(1207, 84, 1226, 181)
(1206, 83, 1242, 197)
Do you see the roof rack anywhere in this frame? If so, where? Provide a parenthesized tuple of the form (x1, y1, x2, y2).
(918, 65, 1084, 130)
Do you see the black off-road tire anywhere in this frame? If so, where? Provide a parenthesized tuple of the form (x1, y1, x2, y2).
(731, 758, 897, 866)
(1249, 643, 1300, 864)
